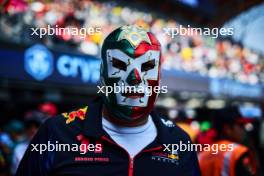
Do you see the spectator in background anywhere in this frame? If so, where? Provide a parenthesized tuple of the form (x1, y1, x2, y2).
(38, 102, 58, 117)
(199, 107, 257, 176)
(0, 120, 24, 175)
(0, 0, 28, 14)
(11, 111, 48, 174)
(168, 109, 200, 142)
(0, 128, 14, 176)
(4, 120, 25, 146)
(0, 148, 8, 176)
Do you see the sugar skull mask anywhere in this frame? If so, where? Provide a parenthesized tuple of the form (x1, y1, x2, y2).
(101, 25, 161, 121)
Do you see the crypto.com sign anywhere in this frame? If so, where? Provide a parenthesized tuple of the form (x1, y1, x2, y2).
(24, 44, 100, 84)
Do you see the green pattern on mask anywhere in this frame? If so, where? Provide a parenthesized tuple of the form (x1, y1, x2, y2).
(101, 27, 136, 121)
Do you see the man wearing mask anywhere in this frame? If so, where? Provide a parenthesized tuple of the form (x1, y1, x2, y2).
(16, 25, 200, 176)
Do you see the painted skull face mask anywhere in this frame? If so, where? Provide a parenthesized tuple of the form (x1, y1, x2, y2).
(101, 25, 161, 121)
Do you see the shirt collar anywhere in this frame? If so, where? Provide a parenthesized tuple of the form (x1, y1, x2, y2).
(82, 97, 171, 145)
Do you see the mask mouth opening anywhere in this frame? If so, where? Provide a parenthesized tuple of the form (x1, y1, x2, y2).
(121, 92, 144, 99)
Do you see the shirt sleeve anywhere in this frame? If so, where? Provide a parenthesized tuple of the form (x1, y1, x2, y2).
(15, 119, 54, 176)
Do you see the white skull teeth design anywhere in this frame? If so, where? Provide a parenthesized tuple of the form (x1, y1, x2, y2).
(106, 49, 160, 107)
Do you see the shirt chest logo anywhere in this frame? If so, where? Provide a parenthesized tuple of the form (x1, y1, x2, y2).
(151, 151, 180, 165)
(62, 106, 88, 124)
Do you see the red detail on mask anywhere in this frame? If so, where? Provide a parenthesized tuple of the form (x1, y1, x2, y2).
(133, 68, 141, 82)
(129, 32, 161, 119)
(134, 32, 160, 58)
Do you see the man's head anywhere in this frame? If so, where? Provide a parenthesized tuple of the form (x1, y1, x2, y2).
(214, 107, 246, 143)
(100, 25, 161, 122)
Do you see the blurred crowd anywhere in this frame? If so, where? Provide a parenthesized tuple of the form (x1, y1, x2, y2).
(0, 102, 57, 176)
(0, 0, 264, 85)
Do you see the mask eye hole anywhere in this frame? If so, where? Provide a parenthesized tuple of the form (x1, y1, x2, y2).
(141, 59, 155, 72)
(112, 57, 127, 71)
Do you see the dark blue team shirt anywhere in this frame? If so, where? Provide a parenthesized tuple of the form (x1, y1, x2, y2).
(16, 98, 201, 176)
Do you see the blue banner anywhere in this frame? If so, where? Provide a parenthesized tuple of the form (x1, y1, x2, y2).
(0, 44, 101, 86)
